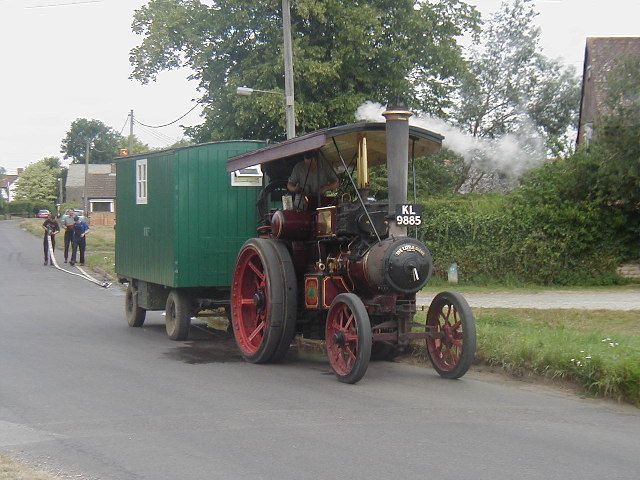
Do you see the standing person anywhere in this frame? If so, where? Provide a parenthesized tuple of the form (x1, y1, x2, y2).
(69, 215, 89, 266)
(60, 208, 75, 263)
(42, 213, 60, 266)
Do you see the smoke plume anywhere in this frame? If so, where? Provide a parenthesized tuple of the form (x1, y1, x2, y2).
(355, 101, 546, 180)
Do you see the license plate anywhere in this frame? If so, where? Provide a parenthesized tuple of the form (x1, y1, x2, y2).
(395, 204, 422, 226)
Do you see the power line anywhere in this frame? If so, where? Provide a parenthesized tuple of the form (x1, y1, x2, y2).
(25, 0, 101, 8)
(134, 122, 175, 145)
(134, 120, 177, 143)
(118, 115, 130, 136)
(134, 102, 201, 129)
(136, 122, 174, 142)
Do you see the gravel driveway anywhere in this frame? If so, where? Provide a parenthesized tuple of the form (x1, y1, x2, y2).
(416, 290, 640, 310)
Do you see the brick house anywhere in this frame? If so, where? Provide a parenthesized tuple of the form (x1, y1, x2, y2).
(577, 37, 640, 145)
(65, 163, 116, 213)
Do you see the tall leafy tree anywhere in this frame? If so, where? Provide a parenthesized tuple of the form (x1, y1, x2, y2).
(14, 158, 62, 203)
(129, 0, 480, 142)
(453, 0, 580, 190)
(61, 119, 123, 164)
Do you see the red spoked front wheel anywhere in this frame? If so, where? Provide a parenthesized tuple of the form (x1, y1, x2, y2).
(426, 291, 476, 379)
(325, 293, 372, 384)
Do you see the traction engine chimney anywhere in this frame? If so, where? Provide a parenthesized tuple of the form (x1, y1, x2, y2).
(382, 103, 412, 237)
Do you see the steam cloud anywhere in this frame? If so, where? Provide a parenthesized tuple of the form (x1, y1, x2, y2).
(355, 101, 546, 180)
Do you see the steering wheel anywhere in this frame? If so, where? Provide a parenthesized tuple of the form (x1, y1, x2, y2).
(256, 180, 290, 224)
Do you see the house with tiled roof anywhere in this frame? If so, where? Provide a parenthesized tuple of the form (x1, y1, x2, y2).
(65, 163, 116, 213)
(577, 37, 640, 145)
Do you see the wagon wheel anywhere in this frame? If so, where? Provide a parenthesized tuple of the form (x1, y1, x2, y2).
(125, 283, 146, 327)
(426, 291, 476, 379)
(325, 293, 372, 384)
(165, 290, 192, 341)
(231, 238, 296, 363)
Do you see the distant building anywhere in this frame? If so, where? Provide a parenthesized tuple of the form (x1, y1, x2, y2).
(577, 37, 640, 145)
(1, 168, 23, 202)
(65, 163, 116, 213)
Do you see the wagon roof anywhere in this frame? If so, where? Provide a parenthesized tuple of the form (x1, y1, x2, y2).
(226, 122, 443, 173)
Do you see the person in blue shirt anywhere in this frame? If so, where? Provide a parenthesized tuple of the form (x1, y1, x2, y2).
(69, 216, 89, 266)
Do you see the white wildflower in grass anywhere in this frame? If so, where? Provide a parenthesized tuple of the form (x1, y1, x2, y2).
(585, 356, 592, 359)
(615, 343, 619, 346)
(609, 343, 615, 347)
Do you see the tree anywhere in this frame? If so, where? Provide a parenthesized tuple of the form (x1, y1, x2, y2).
(452, 0, 580, 190)
(61, 119, 123, 164)
(41, 156, 61, 170)
(129, 0, 480, 142)
(13, 159, 61, 203)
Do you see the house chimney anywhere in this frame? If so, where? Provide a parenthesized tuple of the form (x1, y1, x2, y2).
(382, 102, 412, 237)
(17, 168, 23, 175)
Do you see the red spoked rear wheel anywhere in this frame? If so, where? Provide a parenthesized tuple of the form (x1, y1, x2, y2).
(325, 293, 372, 384)
(231, 238, 295, 363)
(426, 291, 476, 379)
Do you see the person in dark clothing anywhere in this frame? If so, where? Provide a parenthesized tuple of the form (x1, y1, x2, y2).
(60, 208, 75, 263)
(69, 216, 89, 266)
(42, 213, 60, 266)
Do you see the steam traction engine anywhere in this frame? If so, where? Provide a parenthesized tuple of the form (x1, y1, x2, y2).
(227, 107, 476, 383)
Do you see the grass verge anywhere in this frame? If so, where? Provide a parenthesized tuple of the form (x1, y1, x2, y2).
(0, 454, 56, 480)
(21, 218, 116, 278)
(413, 308, 640, 406)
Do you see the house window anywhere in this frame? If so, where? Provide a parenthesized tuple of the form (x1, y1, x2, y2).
(136, 159, 148, 204)
(90, 200, 113, 212)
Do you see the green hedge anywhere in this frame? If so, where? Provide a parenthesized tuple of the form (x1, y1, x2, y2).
(418, 193, 627, 285)
(5, 200, 56, 217)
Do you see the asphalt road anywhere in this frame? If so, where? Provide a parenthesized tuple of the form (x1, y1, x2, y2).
(1, 220, 639, 480)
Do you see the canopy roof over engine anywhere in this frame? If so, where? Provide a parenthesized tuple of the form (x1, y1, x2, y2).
(226, 122, 443, 173)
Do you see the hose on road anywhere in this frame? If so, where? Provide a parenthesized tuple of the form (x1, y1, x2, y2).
(46, 233, 111, 288)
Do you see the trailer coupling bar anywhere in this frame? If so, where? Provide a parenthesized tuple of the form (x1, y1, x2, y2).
(46, 233, 111, 288)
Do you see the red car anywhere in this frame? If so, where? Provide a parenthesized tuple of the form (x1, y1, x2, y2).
(36, 209, 50, 218)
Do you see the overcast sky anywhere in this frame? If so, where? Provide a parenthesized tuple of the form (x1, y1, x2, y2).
(1, 0, 639, 173)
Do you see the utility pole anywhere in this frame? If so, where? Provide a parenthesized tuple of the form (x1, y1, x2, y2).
(83, 138, 90, 216)
(128, 109, 134, 153)
(282, 0, 296, 139)
(58, 177, 63, 207)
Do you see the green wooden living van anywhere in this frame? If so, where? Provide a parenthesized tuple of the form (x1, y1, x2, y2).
(115, 140, 266, 339)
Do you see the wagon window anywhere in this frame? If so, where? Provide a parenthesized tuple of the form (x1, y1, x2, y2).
(136, 159, 148, 204)
(230, 164, 263, 187)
